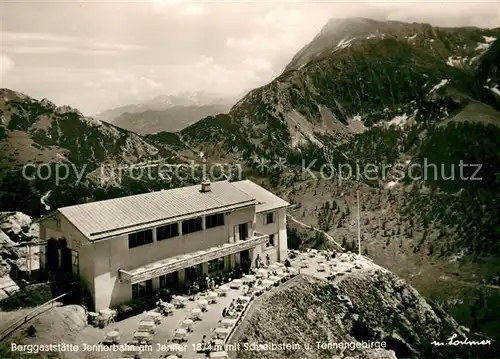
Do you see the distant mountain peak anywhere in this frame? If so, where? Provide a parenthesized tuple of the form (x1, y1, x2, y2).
(94, 91, 241, 124)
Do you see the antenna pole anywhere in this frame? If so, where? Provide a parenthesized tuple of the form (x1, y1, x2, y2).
(357, 190, 361, 255)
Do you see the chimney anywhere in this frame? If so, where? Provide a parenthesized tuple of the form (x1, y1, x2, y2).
(200, 152, 211, 193)
(200, 180, 211, 193)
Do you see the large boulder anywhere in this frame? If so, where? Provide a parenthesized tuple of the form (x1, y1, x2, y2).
(0, 212, 33, 237)
(0, 212, 38, 243)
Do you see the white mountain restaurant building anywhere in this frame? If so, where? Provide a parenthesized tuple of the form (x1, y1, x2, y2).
(38, 180, 290, 311)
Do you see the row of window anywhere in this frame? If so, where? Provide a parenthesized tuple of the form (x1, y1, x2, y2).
(128, 229, 154, 248)
(128, 212, 276, 249)
(128, 213, 226, 249)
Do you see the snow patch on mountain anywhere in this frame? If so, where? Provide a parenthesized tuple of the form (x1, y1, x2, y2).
(388, 114, 409, 128)
(484, 85, 500, 97)
(483, 36, 497, 43)
(347, 115, 367, 133)
(446, 56, 467, 68)
(336, 37, 355, 49)
(469, 56, 480, 65)
(407, 34, 417, 41)
(429, 79, 449, 93)
(387, 180, 399, 188)
(475, 42, 491, 51)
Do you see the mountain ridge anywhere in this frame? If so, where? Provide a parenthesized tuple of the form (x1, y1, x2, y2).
(94, 91, 243, 125)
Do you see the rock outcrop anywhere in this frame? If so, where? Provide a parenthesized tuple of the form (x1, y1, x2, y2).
(229, 270, 497, 359)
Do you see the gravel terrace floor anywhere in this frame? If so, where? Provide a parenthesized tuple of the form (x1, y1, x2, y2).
(73, 270, 272, 359)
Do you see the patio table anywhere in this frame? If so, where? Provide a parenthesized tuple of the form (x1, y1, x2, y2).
(217, 285, 229, 296)
(214, 327, 230, 339)
(197, 299, 209, 310)
(220, 318, 237, 328)
(190, 308, 202, 320)
(243, 275, 256, 283)
(207, 292, 218, 303)
(229, 279, 242, 289)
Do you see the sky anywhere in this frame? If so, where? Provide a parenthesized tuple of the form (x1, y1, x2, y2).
(1, 0, 499, 115)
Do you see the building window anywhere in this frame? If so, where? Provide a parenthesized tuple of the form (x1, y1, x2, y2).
(265, 212, 275, 224)
(208, 259, 218, 273)
(55, 218, 61, 230)
(157, 223, 179, 241)
(128, 229, 153, 249)
(160, 272, 178, 289)
(132, 279, 152, 299)
(209, 257, 226, 273)
(159, 275, 167, 289)
(268, 234, 275, 247)
(185, 264, 203, 282)
(182, 217, 203, 235)
(205, 213, 224, 229)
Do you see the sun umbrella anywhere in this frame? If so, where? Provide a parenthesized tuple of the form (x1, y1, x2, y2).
(197, 299, 208, 309)
(182, 319, 194, 329)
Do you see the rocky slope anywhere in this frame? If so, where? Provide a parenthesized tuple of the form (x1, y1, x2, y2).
(230, 270, 497, 359)
(0, 88, 198, 216)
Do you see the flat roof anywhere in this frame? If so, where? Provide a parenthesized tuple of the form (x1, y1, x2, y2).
(56, 180, 256, 241)
(231, 180, 290, 213)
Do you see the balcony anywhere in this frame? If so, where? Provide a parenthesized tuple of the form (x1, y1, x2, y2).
(119, 233, 269, 284)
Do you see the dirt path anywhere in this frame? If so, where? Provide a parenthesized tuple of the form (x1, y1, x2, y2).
(287, 213, 344, 251)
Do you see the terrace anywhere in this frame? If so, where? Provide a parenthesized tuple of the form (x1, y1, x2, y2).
(74, 250, 375, 358)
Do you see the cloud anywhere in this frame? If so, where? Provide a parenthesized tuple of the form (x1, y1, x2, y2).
(0, 53, 14, 76)
(367, 0, 499, 27)
(226, 7, 331, 71)
(241, 57, 273, 74)
(178, 4, 206, 16)
(1, 31, 144, 56)
(3, 52, 277, 114)
(1, 31, 75, 42)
